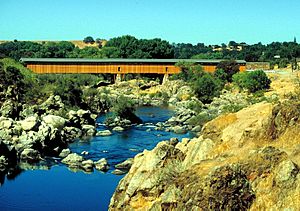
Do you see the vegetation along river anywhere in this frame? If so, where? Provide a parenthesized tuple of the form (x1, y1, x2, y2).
(0, 106, 192, 211)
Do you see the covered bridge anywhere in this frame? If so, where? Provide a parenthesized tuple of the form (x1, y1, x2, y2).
(20, 58, 246, 75)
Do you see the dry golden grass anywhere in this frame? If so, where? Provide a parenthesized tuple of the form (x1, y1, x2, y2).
(266, 71, 298, 98)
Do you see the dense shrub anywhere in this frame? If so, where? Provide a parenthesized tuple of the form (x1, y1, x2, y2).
(233, 70, 271, 93)
(110, 95, 142, 123)
(192, 73, 221, 104)
(0, 62, 28, 101)
(172, 62, 205, 81)
(278, 58, 289, 68)
(1, 59, 104, 108)
(111, 95, 135, 118)
(216, 60, 240, 82)
(34, 74, 102, 108)
(173, 62, 223, 104)
(0, 62, 6, 90)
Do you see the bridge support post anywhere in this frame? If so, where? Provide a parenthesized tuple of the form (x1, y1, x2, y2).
(162, 73, 169, 85)
(115, 74, 122, 83)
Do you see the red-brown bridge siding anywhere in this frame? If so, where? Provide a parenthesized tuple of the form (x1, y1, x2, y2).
(21, 59, 247, 74)
(27, 63, 181, 74)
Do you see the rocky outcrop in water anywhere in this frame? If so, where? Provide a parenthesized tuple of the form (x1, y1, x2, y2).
(95, 158, 110, 172)
(0, 95, 96, 170)
(109, 100, 300, 210)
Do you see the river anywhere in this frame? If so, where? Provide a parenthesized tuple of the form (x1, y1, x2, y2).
(0, 106, 192, 211)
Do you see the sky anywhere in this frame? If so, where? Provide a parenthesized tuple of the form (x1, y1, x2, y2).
(1, 0, 300, 45)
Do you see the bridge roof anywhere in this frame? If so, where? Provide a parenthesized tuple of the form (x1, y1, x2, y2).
(20, 58, 246, 64)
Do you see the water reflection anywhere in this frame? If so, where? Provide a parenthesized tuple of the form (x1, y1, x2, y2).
(0, 167, 23, 186)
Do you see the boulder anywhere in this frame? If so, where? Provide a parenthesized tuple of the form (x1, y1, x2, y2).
(168, 97, 178, 105)
(40, 95, 64, 114)
(20, 148, 40, 162)
(275, 160, 299, 188)
(0, 155, 8, 170)
(81, 159, 94, 172)
(0, 100, 19, 118)
(17, 131, 42, 152)
(169, 137, 179, 146)
(171, 125, 186, 134)
(61, 153, 84, 168)
(81, 151, 89, 155)
(63, 126, 82, 142)
(0, 117, 14, 129)
(96, 130, 112, 136)
(82, 125, 96, 137)
(18, 116, 40, 131)
(112, 126, 125, 132)
(19, 104, 36, 119)
(76, 109, 95, 125)
(42, 115, 67, 130)
(115, 158, 134, 170)
(37, 122, 66, 155)
(59, 148, 71, 158)
(95, 158, 109, 172)
(112, 169, 127, 175)
(191, 125, 201, 132)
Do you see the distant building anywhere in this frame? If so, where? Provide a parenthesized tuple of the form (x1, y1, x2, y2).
(212, 42, 245, 52)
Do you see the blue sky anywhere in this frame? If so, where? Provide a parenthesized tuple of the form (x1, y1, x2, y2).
(1, 0, 299, 44)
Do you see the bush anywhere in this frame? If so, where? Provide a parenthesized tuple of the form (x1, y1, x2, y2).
(214, 69, 227, 82)
(110, 95, 142, 124)
(278, 58, 289, 68)
(187, 112, 214, 127)
(233, 70, 271, 93)
(216, 60, 240, 82)
(0, 62, 6, 90)
(172, 62, 205, 81)
(192, 73, 221, 104)
(112, 95, 135, 118)
(0, 63, 27, 101)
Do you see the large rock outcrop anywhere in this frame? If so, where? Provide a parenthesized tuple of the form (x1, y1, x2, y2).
(109, 101, 300, 210)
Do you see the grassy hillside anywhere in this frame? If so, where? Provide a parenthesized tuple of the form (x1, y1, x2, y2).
(0, 40, 107, 49)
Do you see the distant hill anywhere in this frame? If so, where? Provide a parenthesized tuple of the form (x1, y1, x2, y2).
(0, 40, 107, 49)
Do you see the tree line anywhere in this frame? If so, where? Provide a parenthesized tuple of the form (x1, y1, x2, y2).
(0, 35, 299, 68)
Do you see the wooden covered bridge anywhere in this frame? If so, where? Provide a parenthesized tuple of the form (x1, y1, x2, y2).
(21, 58, 246, 82)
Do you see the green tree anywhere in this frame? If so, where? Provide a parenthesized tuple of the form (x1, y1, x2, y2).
(83, 36, 95, 44)
(106, 35, 174, 58)
(105, 35, 139, 58)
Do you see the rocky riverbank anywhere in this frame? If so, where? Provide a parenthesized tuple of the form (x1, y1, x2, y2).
(0, 76, 201, 176)
(0, 76, 276, 176)
(109, 97, 300, 210)
(109, 73, 300, 210)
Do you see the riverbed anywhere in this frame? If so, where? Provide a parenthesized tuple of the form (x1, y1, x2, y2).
(0, 106, 192, 211)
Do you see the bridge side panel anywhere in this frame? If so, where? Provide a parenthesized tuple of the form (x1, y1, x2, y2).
(27, 63, 181, 74)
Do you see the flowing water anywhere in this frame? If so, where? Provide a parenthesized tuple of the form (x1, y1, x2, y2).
(0, 106, 192, 211)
